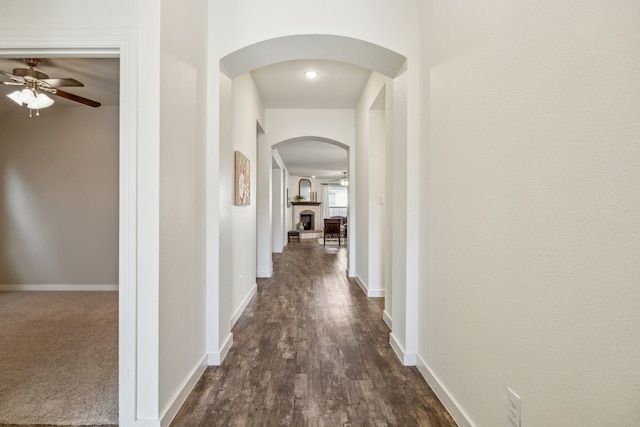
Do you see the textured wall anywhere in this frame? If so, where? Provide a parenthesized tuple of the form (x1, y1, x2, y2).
(355, 72, 390, 296)
(419, 1, 640, 426)
(159, 0, 209, 415)
(0, 106, 118, 286)
(230, 73, 263, 320)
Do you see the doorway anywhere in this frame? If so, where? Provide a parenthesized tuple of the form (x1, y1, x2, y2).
(0, 56, 120, 425)
(0, 30, 139, 425)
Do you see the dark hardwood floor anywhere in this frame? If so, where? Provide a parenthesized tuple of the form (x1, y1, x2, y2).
(171, 240, 457, 427)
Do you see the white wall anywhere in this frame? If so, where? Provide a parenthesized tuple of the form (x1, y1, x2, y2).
(271, 167, 284, 253)
(354, 72, 390, 297)
(158, 0, 208, 421)
(210, 71, 234, 364)
(355, 101, 370, 286)
(229, 73, 264, 323)
(389, 67, 411, 363)
(272, 149, 289, 249)
(212, 70, 265, 359)
(418, 1, 640, 426)
(383, 83, 395, 328)
(257, 121, 272, 278)
(367, 110, 385, 294)
(262, 109, 356, 149)
(0, 106, 118, 288)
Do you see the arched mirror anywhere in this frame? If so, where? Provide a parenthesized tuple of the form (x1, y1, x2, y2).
(298, 179, 311, 201)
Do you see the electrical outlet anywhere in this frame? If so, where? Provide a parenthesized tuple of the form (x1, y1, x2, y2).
(507, 388, 521, 427)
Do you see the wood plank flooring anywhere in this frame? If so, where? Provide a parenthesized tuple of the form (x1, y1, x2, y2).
(171, 240, 457, 427)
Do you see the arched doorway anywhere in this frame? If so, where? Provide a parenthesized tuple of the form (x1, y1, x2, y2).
(265, 136, 350, 273)
(208, 33, 412, 369)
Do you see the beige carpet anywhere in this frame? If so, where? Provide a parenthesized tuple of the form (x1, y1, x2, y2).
(0, 291, 118, 425)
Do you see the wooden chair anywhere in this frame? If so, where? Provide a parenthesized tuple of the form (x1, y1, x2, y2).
(331, 216, 347, 240)
(323, 218, 342, 246)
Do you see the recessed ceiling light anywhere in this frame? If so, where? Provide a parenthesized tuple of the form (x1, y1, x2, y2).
(311, 175, 316, 178)
(304, 70, 319, 79)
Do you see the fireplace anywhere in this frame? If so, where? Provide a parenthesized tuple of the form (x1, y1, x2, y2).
(291, 202, 322, 236)
(300, 210, 315, 230)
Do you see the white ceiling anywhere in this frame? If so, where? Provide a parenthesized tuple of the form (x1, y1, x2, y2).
(253, 59, 369, 179)
(251, 59, 371, 109)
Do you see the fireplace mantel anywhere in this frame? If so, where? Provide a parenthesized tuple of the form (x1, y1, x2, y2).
(291, 201, 322, 206)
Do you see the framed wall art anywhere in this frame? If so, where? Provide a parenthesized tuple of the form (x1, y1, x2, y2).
(235, 151, 250, 206)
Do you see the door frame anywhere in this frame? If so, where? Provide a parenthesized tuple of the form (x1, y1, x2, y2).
(0, 28, 140, 424)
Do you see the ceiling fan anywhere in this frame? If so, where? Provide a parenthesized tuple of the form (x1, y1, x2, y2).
(328, 171, 349, 186)
(1, 58, 101, 116)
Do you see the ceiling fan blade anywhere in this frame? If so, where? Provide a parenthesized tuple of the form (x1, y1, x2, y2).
(12, 68, 49, 80)
(40, 78, 84, 88)
(52, 89, 101, 108)
(2, 81, 24, 86)
(0, 70, 25, 83)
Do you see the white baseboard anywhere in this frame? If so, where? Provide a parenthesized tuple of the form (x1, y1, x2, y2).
(368, 288, 385, 297)
(417, 354, 474, 427)
(354, 276, 385, 298)
(131, 419, 161, 427)
(160, 354, 208, 427)
(0, 284, 118, 291)
(355, 276, 368, 295)
(208, 332, 233, 366)
(389, 332, 416, 366)
(231, 283, 257, 327)
(383, 310, 392, 329)
(256, 269, 272, 278)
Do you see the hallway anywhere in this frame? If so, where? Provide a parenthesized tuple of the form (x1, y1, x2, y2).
(171, 240, 456, 426)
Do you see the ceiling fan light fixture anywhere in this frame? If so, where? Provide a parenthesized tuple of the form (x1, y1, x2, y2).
(19, 88, 36, 104)
(27, 93, 54, 110)
(340, 171, 349, 186)
(7, 90, 23, 105)
(1, 58, 102, 115)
